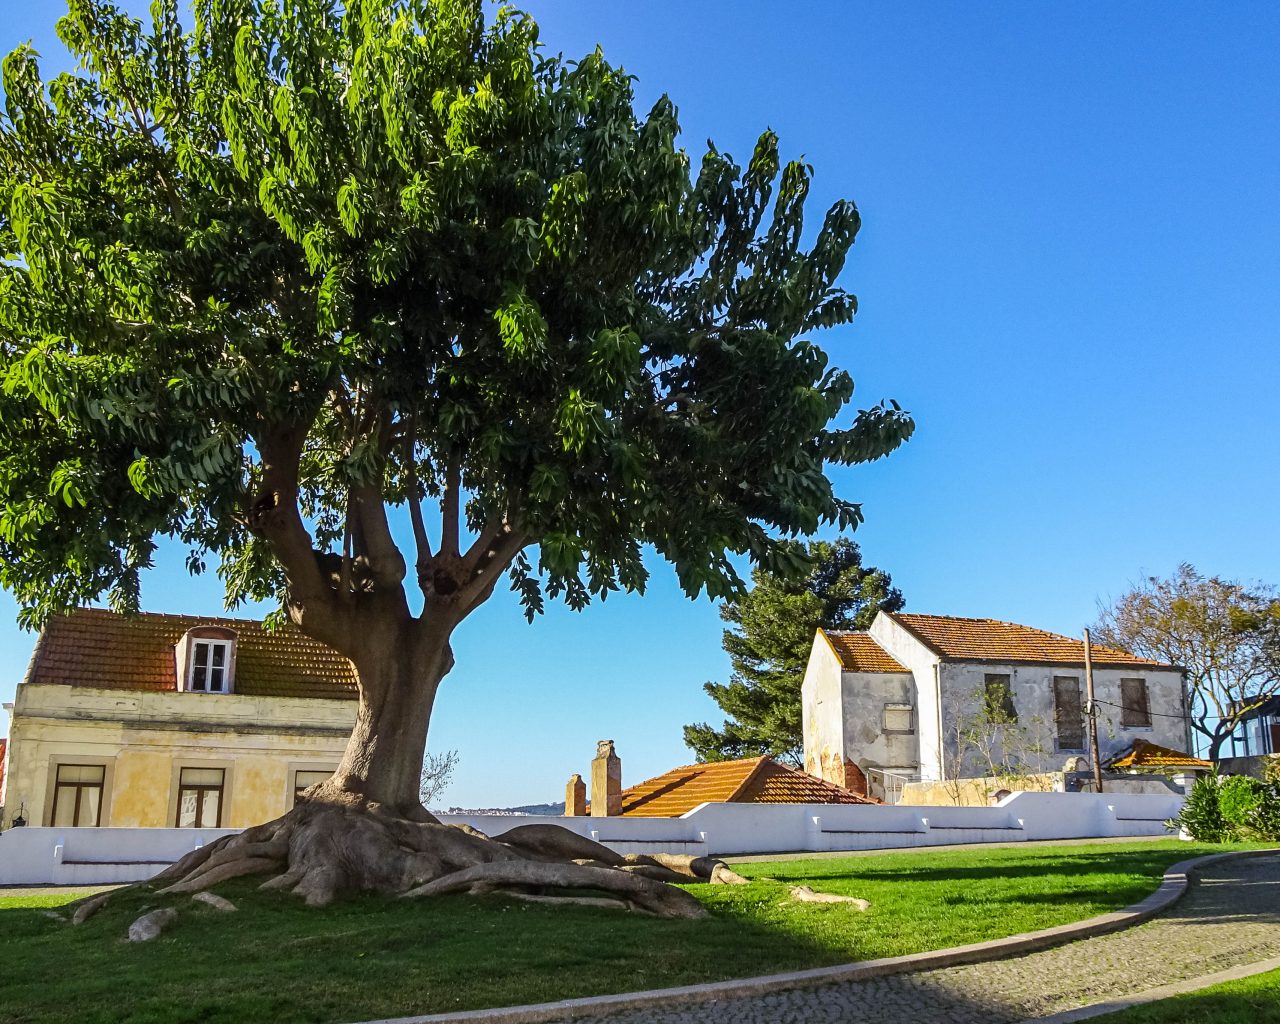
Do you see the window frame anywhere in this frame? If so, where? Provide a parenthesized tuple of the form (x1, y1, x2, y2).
(1053, 675, 1086, 752)
(187, 639, 233, 694)
(49, 763, 106, 828)
(175, 767, 226, 828)
(292, 769, 334, 807)
(983, 673, 1018, 723)
(1120, 678, 1152, 729)
(882, 703, 915, 734)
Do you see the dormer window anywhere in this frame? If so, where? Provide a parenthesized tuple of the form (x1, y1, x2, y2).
(176, 627, 237, 694)
(190, 640, 231, 692)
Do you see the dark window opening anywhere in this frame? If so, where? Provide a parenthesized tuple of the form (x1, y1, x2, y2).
(983, 674, 1018, 723)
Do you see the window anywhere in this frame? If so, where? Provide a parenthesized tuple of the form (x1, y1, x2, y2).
(882, 703, 914, 733)
(188, 640, 232, 693)
(1120, 678, 1151, 728)
(983, 674, 1018, 722)
(50, 764, 104, 827)
(293, 770, 332, 806)
(1054, 676, 1085, 750)
(176, 768, 225, 827)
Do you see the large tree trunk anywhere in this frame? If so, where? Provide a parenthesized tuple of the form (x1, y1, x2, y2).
(315, 615, 453, 820)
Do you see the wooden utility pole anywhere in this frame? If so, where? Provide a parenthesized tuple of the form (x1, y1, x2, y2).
(1084, 628, 1104, 793)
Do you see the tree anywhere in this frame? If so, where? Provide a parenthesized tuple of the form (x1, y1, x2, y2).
(419, 749, 460, 806)
(683, 538, 903, 766)
(1093, 565, 1280, 761)
(0, 0, 912, 909)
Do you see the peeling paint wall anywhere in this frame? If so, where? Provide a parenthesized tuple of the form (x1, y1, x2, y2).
(839, 671, 918, 774)
(801, 635, 844, 782)
(937, 662, 1188, 777)
(4, 684, 356, 829)
(870, 614, 945, 779)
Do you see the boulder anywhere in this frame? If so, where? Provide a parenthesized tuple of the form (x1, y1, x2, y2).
(127, 908, 178, 942)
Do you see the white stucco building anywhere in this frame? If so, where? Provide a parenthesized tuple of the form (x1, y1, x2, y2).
(802, 612, 1189, 802)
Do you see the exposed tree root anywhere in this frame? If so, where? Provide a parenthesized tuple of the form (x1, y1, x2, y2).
(76, 804, 760, 920)
(788, 885, 870, 909)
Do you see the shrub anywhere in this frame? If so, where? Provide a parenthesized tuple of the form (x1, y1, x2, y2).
(1218, 775, 1265, 829)
(1174, 774, 1227, 842)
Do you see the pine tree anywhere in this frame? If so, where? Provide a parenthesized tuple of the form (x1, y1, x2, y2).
(684, 539, 904, 766)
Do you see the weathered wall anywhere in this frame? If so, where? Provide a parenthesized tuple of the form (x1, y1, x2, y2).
(4, 685, 355, 829)
(839, 671, 918, 773)
(0, 791, 1188, 885)
(801, 637, 845, 782)
(936, 662, 1189, 778)
(869, 614, 944, 777)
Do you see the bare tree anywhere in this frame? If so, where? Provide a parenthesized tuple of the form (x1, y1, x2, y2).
(419, 751, 461, 807)
(1093, 564, 1280, 760)
(939, 685, 1052, 805)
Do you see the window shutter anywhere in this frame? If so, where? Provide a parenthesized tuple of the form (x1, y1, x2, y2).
(1054, 676, 1084, 750)
(1121, 678, 1151, 727)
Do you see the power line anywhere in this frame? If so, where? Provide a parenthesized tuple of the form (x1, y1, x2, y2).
(1089, 698, 1188, 721)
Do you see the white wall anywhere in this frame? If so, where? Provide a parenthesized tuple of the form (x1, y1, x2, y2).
(801, 636, 845, 780)
(0, 791, 1186, 886)
(870, 614, 944, 778)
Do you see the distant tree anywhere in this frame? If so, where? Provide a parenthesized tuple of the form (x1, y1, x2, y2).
(0, 0, 911, 908)
(683, 539, 903, 767)
(1093, 565, 1280, 760)
(419, 749, 460, 806)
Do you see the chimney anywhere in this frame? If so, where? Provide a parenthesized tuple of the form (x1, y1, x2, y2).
(590, 740, 622, 816)
(564, 774, 586, 816)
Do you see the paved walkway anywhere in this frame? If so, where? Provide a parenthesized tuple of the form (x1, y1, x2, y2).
(546, 854, 1280, 1024)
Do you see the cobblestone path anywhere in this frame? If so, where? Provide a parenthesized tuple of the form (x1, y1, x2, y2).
(550, 854, 1280, 1024)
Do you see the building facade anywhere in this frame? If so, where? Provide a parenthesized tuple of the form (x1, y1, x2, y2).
(803, 611, 1189, 802)
(1, 608, 358, 829)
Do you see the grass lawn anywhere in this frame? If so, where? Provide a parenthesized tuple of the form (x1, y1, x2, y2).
(0, 840, 1260, 1024)
(1093, 968, 1280, 1024)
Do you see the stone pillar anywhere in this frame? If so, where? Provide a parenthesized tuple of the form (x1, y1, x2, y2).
(564, 774, 587, 816)
(590, 740, 622, 816)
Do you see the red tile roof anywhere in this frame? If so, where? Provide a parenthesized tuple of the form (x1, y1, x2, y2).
(23, 608, 358, 700)
(617, 756, 874, 817)
(889, 613, 1175, 669)
(822, 631, 908, 673)
(1106, 740, 1212, 771)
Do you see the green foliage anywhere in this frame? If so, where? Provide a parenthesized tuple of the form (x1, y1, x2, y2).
(1174, 771, 1280, 842)
(683, 538, 903, 766)
(1175, 774, 1228, 843)
(1217, 775, 1265, 829)
(0, 0, 913, 630)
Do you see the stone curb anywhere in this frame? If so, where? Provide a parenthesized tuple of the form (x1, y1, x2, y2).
(1010, 951, 1280, 1024)
(353, 847, 1279, 1024)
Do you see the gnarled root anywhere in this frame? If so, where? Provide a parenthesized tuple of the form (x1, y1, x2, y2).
(148, 805, 746, 917)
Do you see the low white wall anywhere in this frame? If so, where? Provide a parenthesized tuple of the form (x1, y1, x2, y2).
(0, 791, 1186, 886)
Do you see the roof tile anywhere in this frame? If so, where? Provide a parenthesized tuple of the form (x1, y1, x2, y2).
(617, 756, 873, 817)
(823, 631, 909, 673)
(890, 613, 1175, 668)
(25, 608, 358, 700)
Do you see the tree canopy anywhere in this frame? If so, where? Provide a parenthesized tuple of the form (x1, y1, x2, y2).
(683, 538, 904, 766)
(0, 0, 914, 642)
(1093, 564, 1280, 760)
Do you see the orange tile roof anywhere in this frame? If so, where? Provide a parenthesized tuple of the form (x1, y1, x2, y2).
(617, 756, 873, 817)
(24, 608, 358, 700)
(889, 613, 1176, 669)
(1106, 740, 1212, 771)
(822, 630, 908, 672)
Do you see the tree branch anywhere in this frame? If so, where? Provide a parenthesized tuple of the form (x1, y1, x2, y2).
(457, 516, 529, 617)
(405, 435, 433, 593)
(352, 484, 408, 588)
(440, 463, 461, 560)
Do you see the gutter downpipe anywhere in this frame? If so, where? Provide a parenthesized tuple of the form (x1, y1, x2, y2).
(935, 662, 944, 782)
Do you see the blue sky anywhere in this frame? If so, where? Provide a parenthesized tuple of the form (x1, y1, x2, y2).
(2, 2, 1278, 807)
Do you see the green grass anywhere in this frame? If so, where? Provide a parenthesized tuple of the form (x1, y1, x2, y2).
(0, 840, 1262, 1024)
(1093, 968, 1280, 1024)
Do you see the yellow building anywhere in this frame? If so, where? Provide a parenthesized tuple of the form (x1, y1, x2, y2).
(1, 608, 358, 830)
